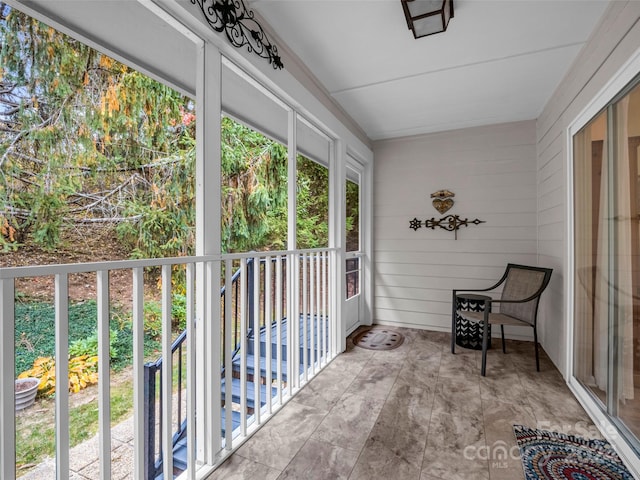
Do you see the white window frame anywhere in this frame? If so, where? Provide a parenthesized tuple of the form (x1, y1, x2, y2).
(566, 44, 640, 478)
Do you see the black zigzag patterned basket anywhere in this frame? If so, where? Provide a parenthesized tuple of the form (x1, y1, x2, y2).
(455, 297, 491, 350)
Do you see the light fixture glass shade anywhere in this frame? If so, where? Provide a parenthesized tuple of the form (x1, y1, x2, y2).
(402, 0, 454, 39)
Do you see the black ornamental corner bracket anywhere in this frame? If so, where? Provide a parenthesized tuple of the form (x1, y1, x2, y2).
(192, 0, 284, 70)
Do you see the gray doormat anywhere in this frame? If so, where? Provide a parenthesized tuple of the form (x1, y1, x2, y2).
(353, 328, 405, 350)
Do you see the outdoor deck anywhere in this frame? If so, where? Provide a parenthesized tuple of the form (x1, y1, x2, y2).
(205, 328, 599, 480)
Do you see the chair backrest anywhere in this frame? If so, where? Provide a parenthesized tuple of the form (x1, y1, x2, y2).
(499, 264, 553, 325)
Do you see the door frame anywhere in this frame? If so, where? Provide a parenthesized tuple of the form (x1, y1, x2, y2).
(566, 44, 640, 477)
(344, 153, 372, 334)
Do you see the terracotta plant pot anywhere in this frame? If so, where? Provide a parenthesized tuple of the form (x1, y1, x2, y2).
(15, 377, 40, 411)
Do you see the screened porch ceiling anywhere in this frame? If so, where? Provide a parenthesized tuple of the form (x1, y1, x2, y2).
(16, 0, 609, 143)
(251, 0, 609, 140)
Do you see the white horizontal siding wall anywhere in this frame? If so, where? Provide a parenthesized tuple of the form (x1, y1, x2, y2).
(373, 120, 538, 336)
(536, 1, 640, 377)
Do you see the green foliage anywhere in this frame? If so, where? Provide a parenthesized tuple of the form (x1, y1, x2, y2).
(69, 330, 119, 359)
(14, 300, 133, 376)
(172, 293, 187, 330)
(115, 147, 196, 259)
(346, 179, 360, 251)
(221, 116, 288, 253)
(28, 191, 65, 250)
(296, 156, 329, 249)
(0, 7, 195, 255)
(143, 300, 162, 339)
(0, 7, 359, 261)
(18, 355, 99, 396)
(143, 293, 188, 339)
(220, 118, 338, 253)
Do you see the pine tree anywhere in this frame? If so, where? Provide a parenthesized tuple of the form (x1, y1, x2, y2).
(0, 5, 195, 255)
(0, 6, 354, 259)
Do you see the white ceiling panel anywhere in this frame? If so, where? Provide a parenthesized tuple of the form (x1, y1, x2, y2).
(334, 42, 583, 138)
(252, 0, 610, 139)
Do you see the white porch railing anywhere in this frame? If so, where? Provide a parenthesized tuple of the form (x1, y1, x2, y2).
(0, 247, 338, 480)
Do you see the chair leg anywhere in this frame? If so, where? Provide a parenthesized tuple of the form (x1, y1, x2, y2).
(501, 325, 506, 354)
(533, 326, 540, 371)
(481, 314, 489, 376)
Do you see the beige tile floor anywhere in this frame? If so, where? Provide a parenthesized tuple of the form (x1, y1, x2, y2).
(20, 327, 599, 479)
(207, 327, 602, 480)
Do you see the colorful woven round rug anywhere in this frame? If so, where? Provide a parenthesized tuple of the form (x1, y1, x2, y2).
(513, 425, 633, 480)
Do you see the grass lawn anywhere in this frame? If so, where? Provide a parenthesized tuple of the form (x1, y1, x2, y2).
(13, 297, 166, 474)
(16, 379, 133, 472)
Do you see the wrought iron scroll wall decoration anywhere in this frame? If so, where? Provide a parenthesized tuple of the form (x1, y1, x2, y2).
(410, 215, 485, 240)
(410, 190, 485, 239)
(191, 0, 284, 70)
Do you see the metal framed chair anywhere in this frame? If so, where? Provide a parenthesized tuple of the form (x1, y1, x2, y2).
(451, 263, 553, 376)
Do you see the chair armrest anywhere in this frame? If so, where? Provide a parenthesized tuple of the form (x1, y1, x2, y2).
(452, 275, 508, 296)
(487, 284, 549, 305)
(453, 288, 496, 295)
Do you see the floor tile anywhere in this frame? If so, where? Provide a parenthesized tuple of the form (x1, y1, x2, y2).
(201, 330, 600, 480)
(376, 382, 434, 437)
(278, 438, 359, 480)
(432, 376, 483, 420)
(366, 417, 428, 470)
(479, 370, 527, 403)
(482, 399, 533, 480)
(236, 402, 327, 470)
(311, 391, 385, 450)
(421, 411, 489, 480)
(395, 350, 440, 391)
(344, 359, 402, 401)
(348, 432, 422, 480)
(439, 349, 479, 378)
(293, 362, 359, 412)
(208, 454, 281, 480)
(482, 399, 536, 442)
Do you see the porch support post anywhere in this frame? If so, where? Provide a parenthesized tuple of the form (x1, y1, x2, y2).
(97, 270, 111, 480)
(161, 265, 174, 478)
(331, 140, 347, 353)
(195, 40, 222, 464)
(132, 267, 145, 480)
(185, 262, 197, 478)
(287, 110, 298, 392)
(287, 110, 297, 251)
(55, 274, 70, 480)
(0, 278, 15, 480)
(360, 157, 374, 331)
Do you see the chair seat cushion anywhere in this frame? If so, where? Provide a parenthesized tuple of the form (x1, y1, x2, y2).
(458, 310, 532, 327)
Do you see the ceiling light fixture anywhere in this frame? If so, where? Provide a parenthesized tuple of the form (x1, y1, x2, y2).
(191, 0, 283, 69)
(401, 0, 454, 39)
